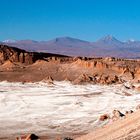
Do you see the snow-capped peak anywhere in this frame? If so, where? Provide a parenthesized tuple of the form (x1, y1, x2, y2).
(2, 39, 17, 43)
(97, 35, 121, 44)
(128, 39, 135, 42)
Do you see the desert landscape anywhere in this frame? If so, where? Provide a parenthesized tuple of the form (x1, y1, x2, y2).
(2, 35, 140, 59)
(1, 44, 140, 139)
(1, 0, 140, 139)
(1, 44, 140, 84)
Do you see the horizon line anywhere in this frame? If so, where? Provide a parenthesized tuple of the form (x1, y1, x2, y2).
(0, 35, 138, 43)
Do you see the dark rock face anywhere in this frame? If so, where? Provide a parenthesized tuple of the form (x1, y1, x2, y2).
(0, 45, 35, 64)
(0, 45, 68, 65)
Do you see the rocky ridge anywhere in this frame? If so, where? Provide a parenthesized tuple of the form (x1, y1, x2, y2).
(0, 44, 140, 84)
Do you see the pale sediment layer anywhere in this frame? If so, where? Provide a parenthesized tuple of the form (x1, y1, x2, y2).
(0, 81, 140, 139)
(1, 45, 140, 139)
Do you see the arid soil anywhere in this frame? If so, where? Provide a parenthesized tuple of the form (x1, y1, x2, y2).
(1, 45, 140, 84)
(1, 45, 140, 140)
(75, 110, 140, 140)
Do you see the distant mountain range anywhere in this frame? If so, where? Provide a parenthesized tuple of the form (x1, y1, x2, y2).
(2, 35, 140, 58)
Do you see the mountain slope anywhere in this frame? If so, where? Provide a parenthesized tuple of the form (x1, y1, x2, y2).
(96, 35, 124, 47)
(2, 36, 140, 58)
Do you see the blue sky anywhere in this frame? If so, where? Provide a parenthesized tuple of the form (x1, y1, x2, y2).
(0, 0, 140, 41)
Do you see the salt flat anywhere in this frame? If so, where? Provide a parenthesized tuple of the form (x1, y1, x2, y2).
(0, 81, 140, 139)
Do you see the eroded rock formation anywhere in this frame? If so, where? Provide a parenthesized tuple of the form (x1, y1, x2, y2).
(0, 45, 35, 64)
(1, 44, 140, 84)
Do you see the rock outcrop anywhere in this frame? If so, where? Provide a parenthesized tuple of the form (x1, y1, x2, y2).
(1, 44, 140, 84)
(112, 110, 125, 121)
(0, 45, 36, 64)
(76, 107, 140, 140)
(73, 74, 95, 84)
(0, 45, 68, 65)
(16, 133, 39, 140)
(99, 114, 110, 121)
(42, 76, 54, 84)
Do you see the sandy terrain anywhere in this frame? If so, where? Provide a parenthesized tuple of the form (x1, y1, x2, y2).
(75, 110, 140, 140)
(1, 45, 140, 140)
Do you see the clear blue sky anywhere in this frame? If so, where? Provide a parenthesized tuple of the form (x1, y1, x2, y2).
(0, 0, 140, 41)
